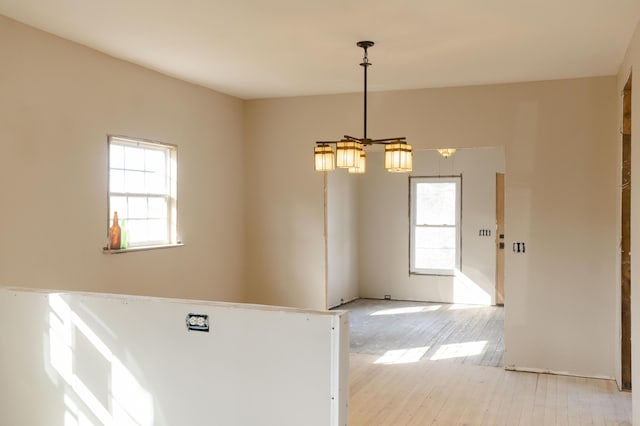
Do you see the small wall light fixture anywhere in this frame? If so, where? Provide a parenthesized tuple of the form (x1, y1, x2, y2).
(437, 148, 457, 158)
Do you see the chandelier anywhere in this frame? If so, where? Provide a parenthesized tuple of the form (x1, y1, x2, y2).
(314, 41, 413, 174)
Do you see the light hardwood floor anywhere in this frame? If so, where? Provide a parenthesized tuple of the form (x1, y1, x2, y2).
(343, 299, 631, 426)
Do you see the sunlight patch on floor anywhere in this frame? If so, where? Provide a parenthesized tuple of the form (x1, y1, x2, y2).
(430, 340, 487, 361)
(374, 346, 430, 365)
(448, 304, 481, 310)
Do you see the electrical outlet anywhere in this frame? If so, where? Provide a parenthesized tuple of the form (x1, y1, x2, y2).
(384, 295, 391, 300)
(186, 313, 209, 332)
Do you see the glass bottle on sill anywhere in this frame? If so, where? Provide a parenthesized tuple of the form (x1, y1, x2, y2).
(109, 212, 121, 250)
(120, 220, 128, 249)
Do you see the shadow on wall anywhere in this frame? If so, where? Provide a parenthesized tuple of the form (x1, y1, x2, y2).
(47, 294, 154, 426)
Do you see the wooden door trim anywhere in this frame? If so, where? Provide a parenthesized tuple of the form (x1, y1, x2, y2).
(621, 74, 632, 390)
(495, 173, 505, 306)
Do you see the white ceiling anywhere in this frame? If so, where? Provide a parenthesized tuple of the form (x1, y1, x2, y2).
(1, 1, 639, 99)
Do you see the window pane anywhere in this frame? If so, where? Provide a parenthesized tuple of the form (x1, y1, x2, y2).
(148, 198, 167, 219)
(125, 219, 168, 244)
(415, 226, 456, 270)
(124, 171, 145, 193)
(124, 146, 145, 170)
(416, 182, 456, 225)
(109, 196, 127, 220)
(128, 197, 147, 219)
(147, 219, 167, 242)
(145, 149, 166, 173)
(127, 219, 147, 244)
(145, 171, 166, 194)
(109, 169, 125, 193)
(110, 144, 124, 169)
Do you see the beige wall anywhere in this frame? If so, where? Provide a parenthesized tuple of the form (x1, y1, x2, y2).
(501, 78, 617, 379)
(1, 13, 621, 383)
(243, 95, 363, 310)
(358, 148, 505, 305)
(618, 18, 640, 423)
(327, 172, 359, 308)
(0, 16, 246, 302)
(246, 76, 618, 378)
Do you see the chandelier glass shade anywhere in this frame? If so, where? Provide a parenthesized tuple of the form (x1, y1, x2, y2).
(336, 140, 363, 168)
(348, 150, 366, 174)
(314, 41, 412, 174)
(314, 144, 335, 171)
(385, 142, 413, 172)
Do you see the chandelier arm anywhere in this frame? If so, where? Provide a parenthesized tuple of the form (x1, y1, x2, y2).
(370, 137, 408, 144)
(340, 136, 408, 145)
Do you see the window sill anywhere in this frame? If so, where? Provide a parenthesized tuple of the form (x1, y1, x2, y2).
(410, 271, 456, 277)
(103, 243, 184, 254)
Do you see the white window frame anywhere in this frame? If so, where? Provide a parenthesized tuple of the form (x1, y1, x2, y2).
(409, 176, 461, 275)
(107, 135, 178, 249)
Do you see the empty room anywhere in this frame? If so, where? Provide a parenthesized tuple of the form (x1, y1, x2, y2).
(2, 1, 640, 425)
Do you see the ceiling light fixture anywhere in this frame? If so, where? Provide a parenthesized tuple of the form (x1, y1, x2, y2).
(314, 41, 412, 173)
(437, 148, 457, 158)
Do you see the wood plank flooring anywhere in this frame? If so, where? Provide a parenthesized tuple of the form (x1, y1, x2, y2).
(342, 299, 631, 425)
(347, 298, 504, 367)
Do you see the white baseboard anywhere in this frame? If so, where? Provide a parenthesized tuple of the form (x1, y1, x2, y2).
(328, 297, 359, 310)
(504, 365, 614, 381)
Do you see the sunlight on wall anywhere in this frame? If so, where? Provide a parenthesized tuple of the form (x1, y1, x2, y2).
(374, 347, 430, 365)
(48, 294, 154, 426)
(370, 305, 441, 316)
(63, 394, 94, 426)
(430, 341, 488, 361)
(453, 270, 491, 305)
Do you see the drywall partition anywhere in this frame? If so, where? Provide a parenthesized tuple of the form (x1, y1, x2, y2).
(0, 287, 349, 426)
(358, 147, 505, 305)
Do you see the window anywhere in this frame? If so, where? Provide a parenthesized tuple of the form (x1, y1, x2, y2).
(410, 176, 461, 275)
(108, 136, 177, 249)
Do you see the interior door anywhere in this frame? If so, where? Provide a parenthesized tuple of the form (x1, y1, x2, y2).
(495, 173, 505, 305)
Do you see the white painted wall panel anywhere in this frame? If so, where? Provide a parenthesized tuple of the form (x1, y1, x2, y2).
(0, 288, 348, 426)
